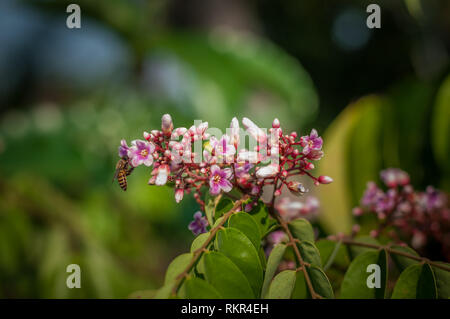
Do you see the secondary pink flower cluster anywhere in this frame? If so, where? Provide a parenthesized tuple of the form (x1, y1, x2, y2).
(353, 168, 450, 261)
(117, 114, 332, 234)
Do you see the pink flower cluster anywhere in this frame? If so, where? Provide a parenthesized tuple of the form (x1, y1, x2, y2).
(353, 168, 450, 260)
(117, 114, 332, 235)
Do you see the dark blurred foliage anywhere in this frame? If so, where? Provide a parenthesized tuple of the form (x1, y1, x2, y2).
(0, 0, 449, 297)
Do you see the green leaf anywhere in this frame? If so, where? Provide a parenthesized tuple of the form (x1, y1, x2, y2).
(215, 197, 233, 220)
(203, 251, 254, 298)
(297, 240, 322, 267)
(190, 232, 210, 253)
(308, 265, 335, 299)
(292, 267, 334, 299)
(215, 228, 263, 297)
(340, 250, 387, 299)
(391, 264, 422, 299)
(288, 218, 315, 242)
(391, 264, 437, 299)
(228, 212, 261, 251)
(258, 246, 267, 270)
(261, 244, 286, 298)
(153, 282, 175, 299)
(390, 245, 420, 271)
(204, 193, 216, 226)
(432, 262, 450, 299)
(292, 271, 308, 299)
(245, 200, 276, 237)
(265, 270, 296, 299)
(180, 277, 222, 299)
(164, 253, 193, 285)
(416, 264, 437, 299)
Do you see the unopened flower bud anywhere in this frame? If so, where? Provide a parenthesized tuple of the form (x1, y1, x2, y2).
(175, 188, 184, 203)
(352, 207, 363, 216)
(161, 114, 173, 137)
(256, 164, 279, 178)
(272, 118, 280, 128)
(154, 164, 170, 186)
(318, 175, 333, 184)
(352, 224, 361, 234)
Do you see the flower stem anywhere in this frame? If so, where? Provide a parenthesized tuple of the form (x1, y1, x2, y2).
(330, 238, 450, 272)
(171, 195, 250, 296)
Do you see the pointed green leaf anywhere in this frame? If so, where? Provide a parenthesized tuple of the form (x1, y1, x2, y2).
(308, 265, 335, 299)
(292, 271, 308, 299)
(262, 244, 286, 298)
(265, 270, 296, 299)
(203, 251, 254, 298)
(432, 262, 450, 299)
(215, 228, 263, 297)
(288, 218, 315, 242)
(392, 263, 437, 299)
(228, 212, 261, 251)
(416, 264, 437, 299)
(164, 253, 193, 285)
(180, 277, 222, 299)
(391, 264, 424, 299)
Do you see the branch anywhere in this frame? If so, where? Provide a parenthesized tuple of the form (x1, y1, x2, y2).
(171, 195, 250, 296)
(330, 238, 450, 272)
(268, 207, 323, 299)
(268, 179, 322, 299)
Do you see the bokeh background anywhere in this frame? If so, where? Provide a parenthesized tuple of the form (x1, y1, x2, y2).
(0, 0, 449, 298)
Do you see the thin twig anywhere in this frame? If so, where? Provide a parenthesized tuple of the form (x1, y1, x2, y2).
(268, 179, 322, 299)
(171, 195, 249, 296)
(330, 238, 450, 272)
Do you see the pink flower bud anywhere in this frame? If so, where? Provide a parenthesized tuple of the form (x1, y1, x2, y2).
(318, 175, 333, 184)
(352, 207, 363, 216)
(352, 224, 361, 234)
(143, 131, 151, 141)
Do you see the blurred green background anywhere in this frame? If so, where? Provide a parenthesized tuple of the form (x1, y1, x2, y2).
(0, 0, 449, 297)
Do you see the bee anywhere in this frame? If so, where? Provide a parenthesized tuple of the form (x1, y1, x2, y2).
(113, 157, 134, 191)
